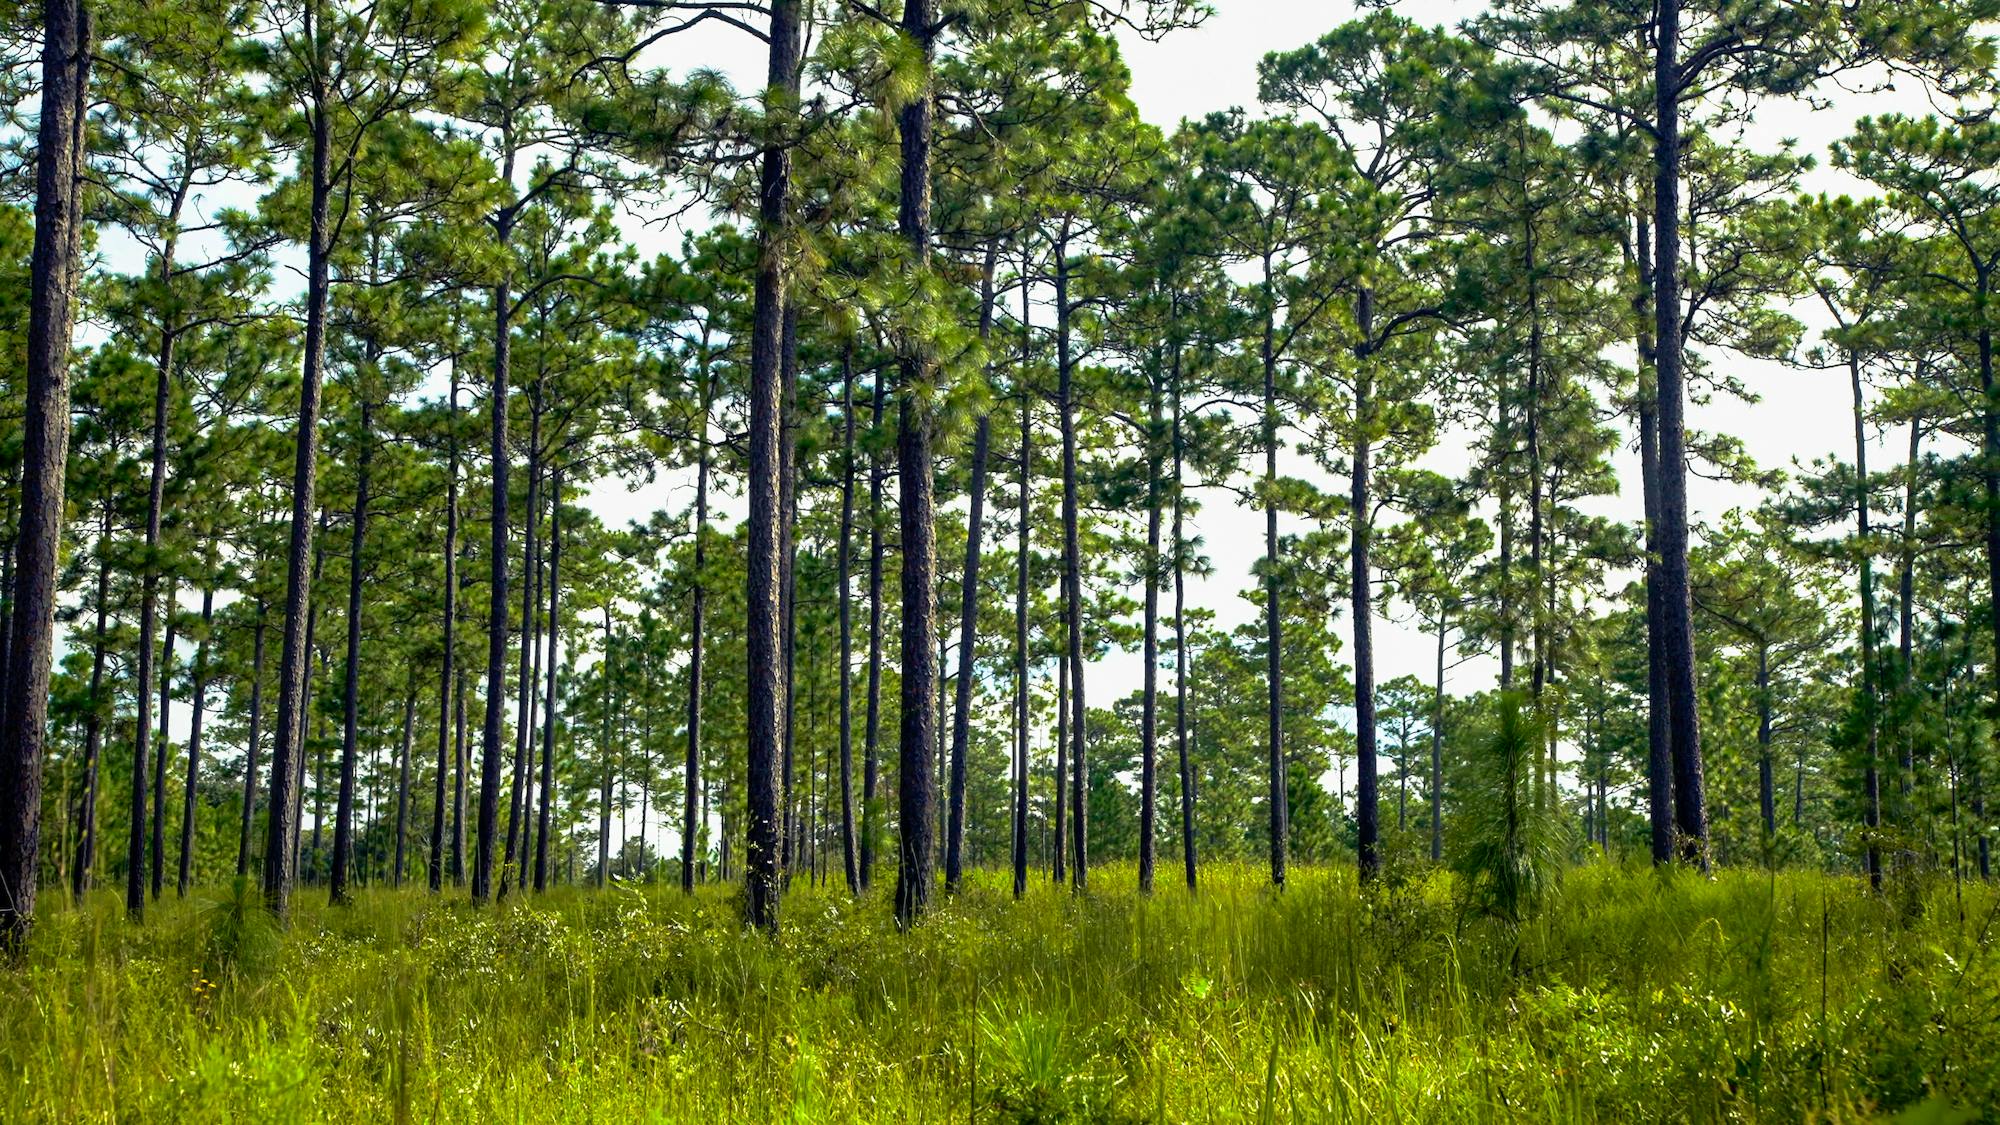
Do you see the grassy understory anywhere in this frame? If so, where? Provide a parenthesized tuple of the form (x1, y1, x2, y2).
(4, 863, 1997, 1122)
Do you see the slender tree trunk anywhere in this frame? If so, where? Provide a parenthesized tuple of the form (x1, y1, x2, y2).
(429, 369, 459, 892)
(743, 0, 802, 931)
(263, 27, 334, 918)
(177, 585, 214, 896)
(71, 513, 111, 900)
(598, 608, 614, 886)
(945, 413, 990, 891)
(474, 213, 516, 905)
(331, 396, 376, 905)
(1431, 607, 1447, 864)
(1851, 348, 1882, 887)
(1054, 638, 1067, 884)
(1757, 642, 1775, 850)
(1353, 298, 1379, 883)
(133, 325, 174, 916)
(1173, 339, 1196, 891)
(1635, 210, 1674, 866)
(504, 391, 544, 899)
(836, 348, 860, 895)
(238, 598, 266, 878)
(1653, 0, 1708, 867)
(452, 664, 467, 884)
(535, 469, 562, 892)
(892, 0, 940, 928)
(1056, 237, 1088, 892)
(685, 363, 710, 894)
(1139, 373, 1162, 895)
(1260, 253, 1286, 888)
(1898, 416, 1921, 807)
(944, 248, 999, 892)
(1976, 294, 2000, 884)
(153, 578, 178, 902)
(779, 305, 801, 880)
(292, 518, 328, 880)
(393, 680, 415, 886)
(862, 372, 885, 893)
(1013, 272, 1033, 900)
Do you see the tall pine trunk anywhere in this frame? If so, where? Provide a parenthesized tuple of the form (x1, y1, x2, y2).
(1653, 0, 1708, 866)
(1850, 348, 1882, 886)
(71, 510, 111, 900)
(1633, 210, 1674, 866)
(1139, 373, 1162, 894)
(177, 585, 214, 895)
(1012, 264, 1033, 900)
(331, 396, 375, 904)
(892, 0, 940, 928)
(428, 369, 459, 892)
(1055, 236, 1088, 891)
(743, 0, 802, 930)
(534, 468, 561, 892)
(1172, 337, 1196, 891)
(685, 361, 710, 894)
(945, 248, 998, 892)
(836, 348, 860, 895)
(265, 43, 335, 917)
(238, 597, 266, 878)
(1259, 253, 1286, 888)
(861, 373, 885, 892)
(1353, 294, 1379, 882)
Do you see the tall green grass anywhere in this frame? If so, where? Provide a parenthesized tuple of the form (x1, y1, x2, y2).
(3, 863, 1995, 1122)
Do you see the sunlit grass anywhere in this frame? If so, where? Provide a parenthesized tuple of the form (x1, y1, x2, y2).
(3, 862, 1996, 1122)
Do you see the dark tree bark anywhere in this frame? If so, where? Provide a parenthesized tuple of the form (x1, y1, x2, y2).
(1172, 337, 1196, 891)
(71, 511, 111, 901)
(597, 608, 614, 886)
(503, 386, 545, 899)
(1431, 607, 1447, 864)
(836, 347, 860, 895)
(1653, 0, 1708, 867)
(330, 397, 375, 905)
(892, 0, 940, 929)
(861, 372, 885, 893)
(945, 412, 990, 892)
(264, 40, 336, 917)
(779, 304, 800, 880)
(685, 361, 711, 894)
(944, 246, 999, 893)
(387, 678, 411, 886)
(1013, 262, 1033, 900)
(1139, 373, 1162, 895)
(1850, 348, 1882, 887)
(1055, 236, 1088, 891)
(743, 0, 801, 932)
(1898, 416, 1921, 804)
(452, 664, 467, 884)
(534, 468, 561, 892)
(1634, 210, 1674, 866)
(1259, 253, 1286, 889)
(177, 585, 215, 896)
(1353, 294, 1379, 884)
(153, 579, 178, 902)
(474, 190, 520, 905)
(1757, 643, 1776, 847)
(238, 598, 266, 878)
(1054, 620, 1067, 885)
(428, 369, 459, 892)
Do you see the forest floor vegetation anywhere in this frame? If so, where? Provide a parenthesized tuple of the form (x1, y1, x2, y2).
(3, 862, 1997, 1122)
